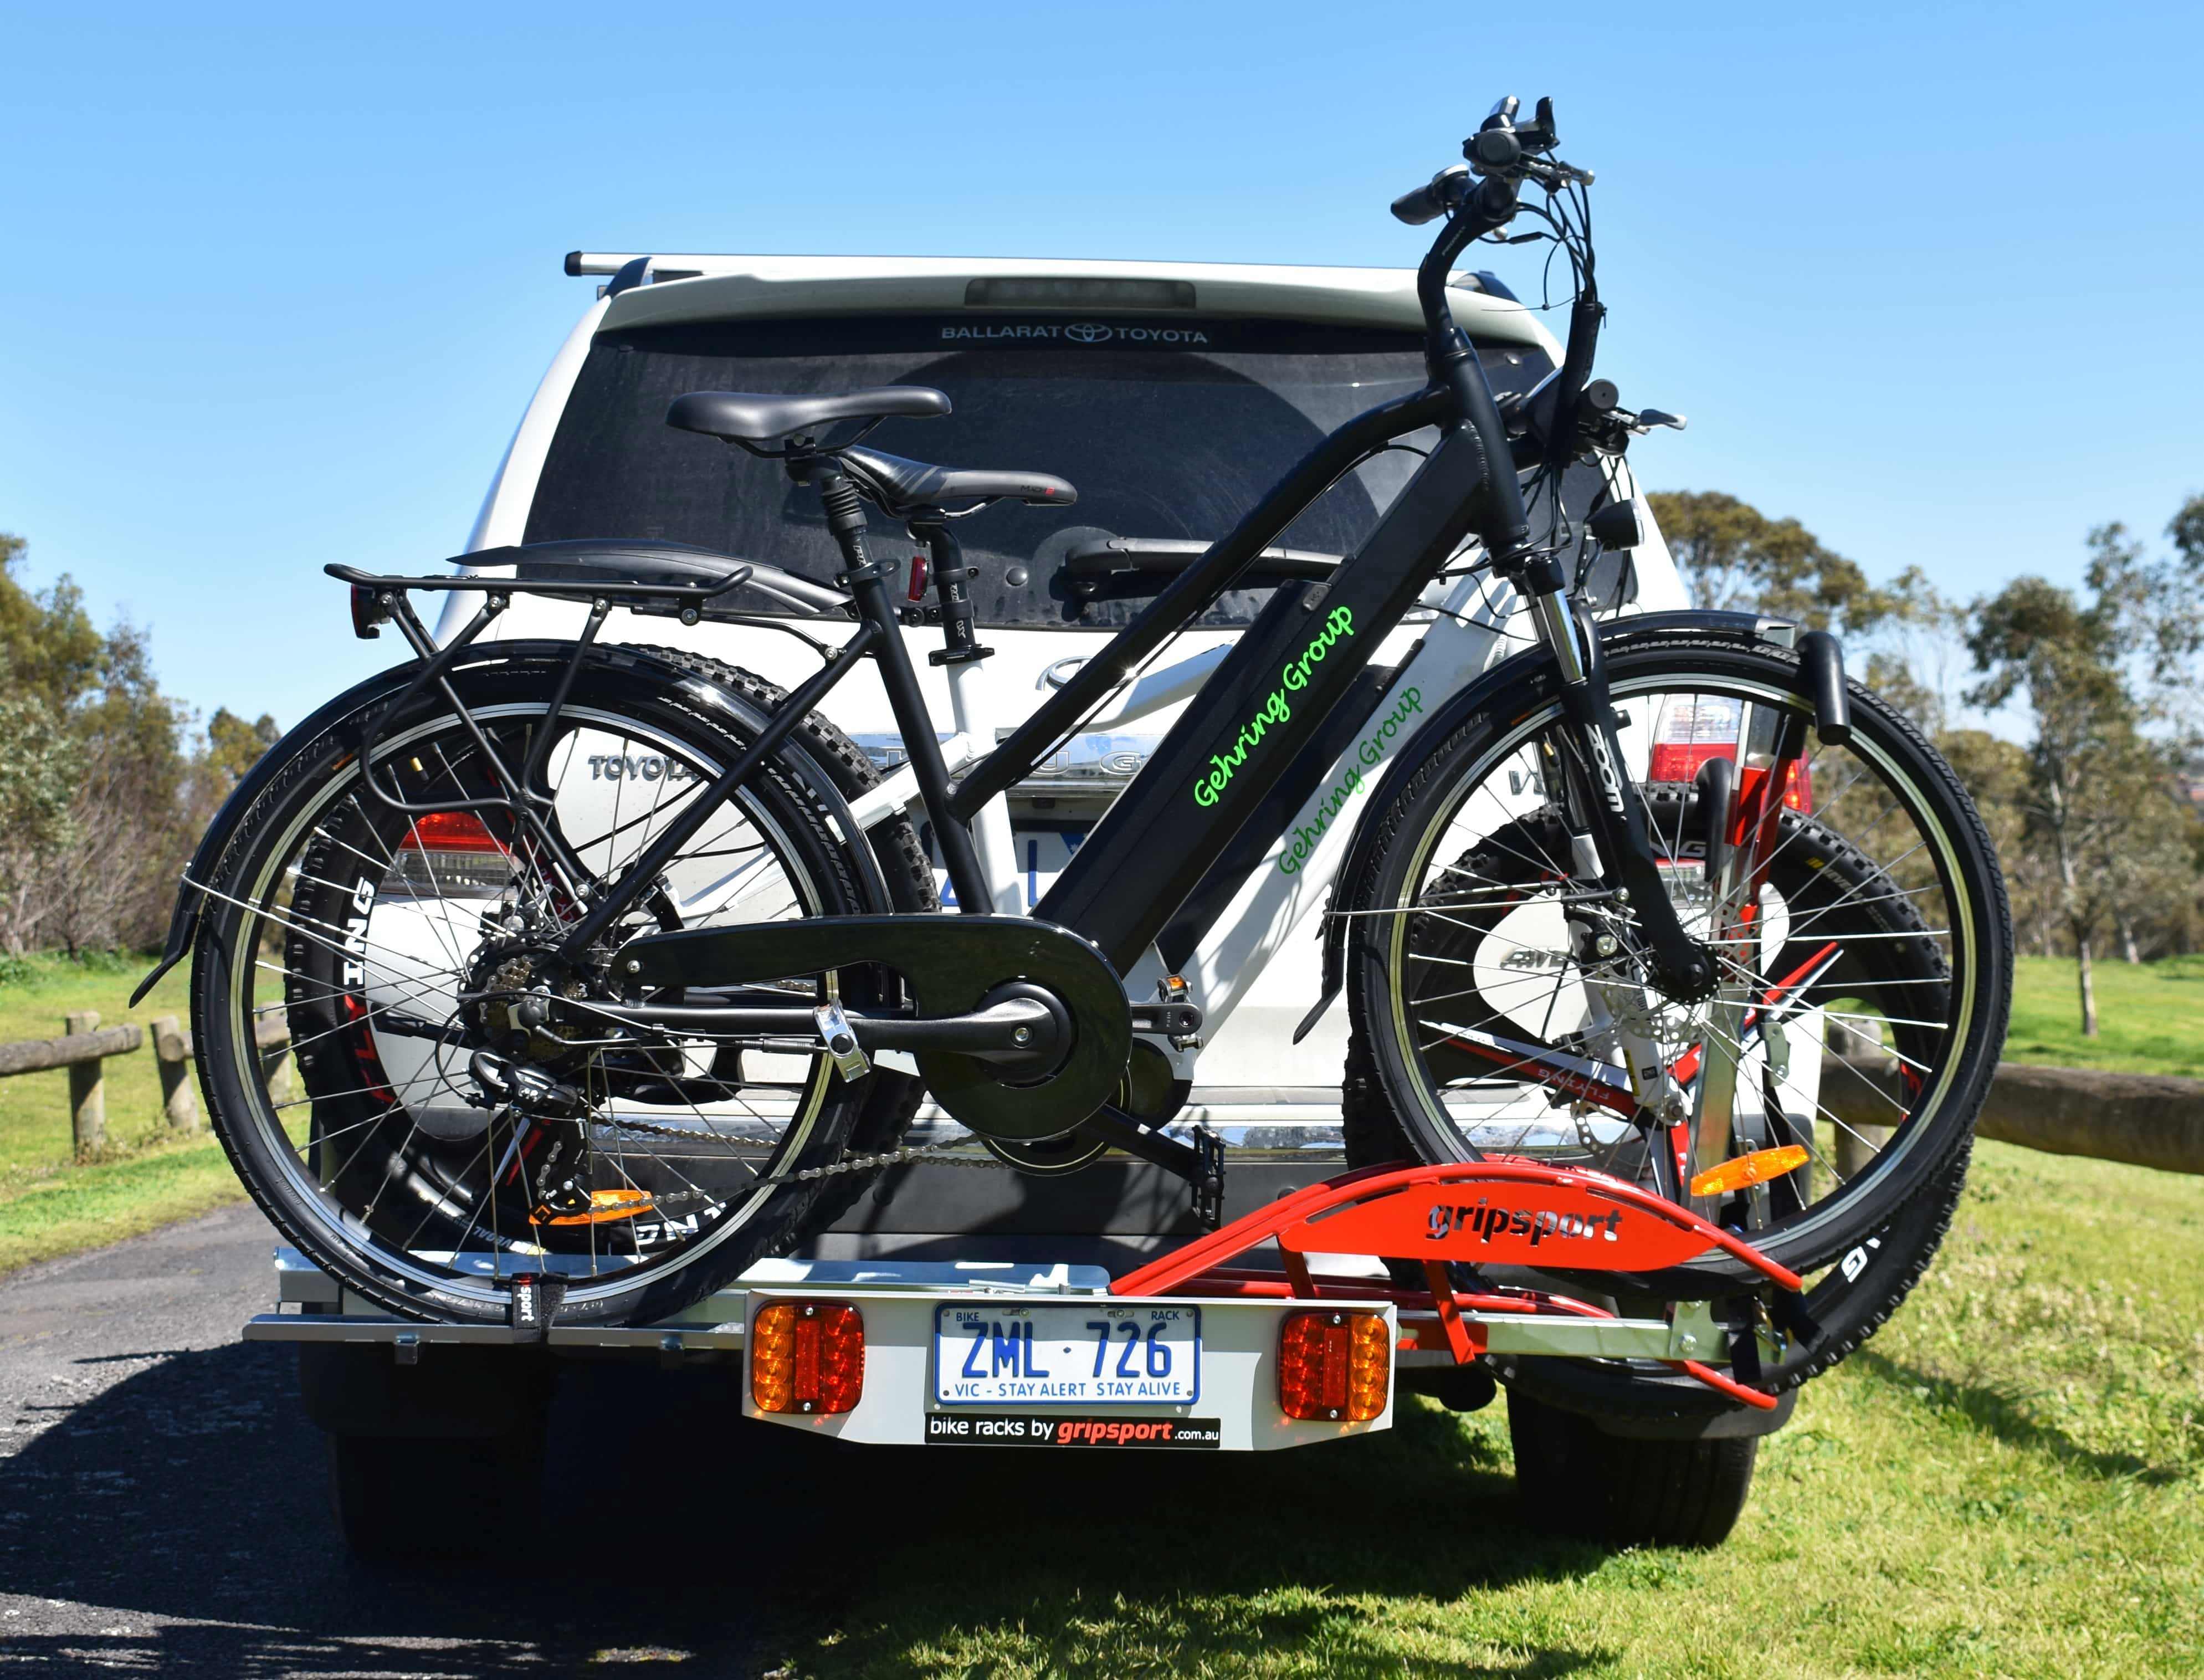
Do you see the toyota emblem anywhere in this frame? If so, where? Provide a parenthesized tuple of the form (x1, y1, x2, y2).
(1065, 322, 1114, 344)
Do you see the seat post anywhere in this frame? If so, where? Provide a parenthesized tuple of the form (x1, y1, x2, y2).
(807, 465, 993, 915)
(910, 511, 1021, 915)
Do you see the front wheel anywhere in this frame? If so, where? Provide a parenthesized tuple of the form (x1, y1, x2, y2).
(1344, 630, 2011, 1299)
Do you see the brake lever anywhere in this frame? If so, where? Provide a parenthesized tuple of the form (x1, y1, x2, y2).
(1521, 156, 1597, 189)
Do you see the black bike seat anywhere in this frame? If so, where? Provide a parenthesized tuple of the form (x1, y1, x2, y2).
(839, 445, 1078, 515)
(667, 386, 951, 443)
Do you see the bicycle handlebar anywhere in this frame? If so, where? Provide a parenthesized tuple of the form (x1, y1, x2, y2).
(1398, 95, 1606, 522)
(1391, 164, 1468, 227)
(1321, 91, 1623, 540)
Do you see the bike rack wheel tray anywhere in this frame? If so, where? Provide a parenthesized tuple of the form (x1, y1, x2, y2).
(247, 1157, 1797, 1449)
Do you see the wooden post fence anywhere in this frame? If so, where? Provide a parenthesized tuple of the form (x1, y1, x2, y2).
(0, 1010, 294, 1158)
(151, 1014, 200, 1130)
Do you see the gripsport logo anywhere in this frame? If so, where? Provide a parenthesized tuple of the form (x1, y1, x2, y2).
(1428, 1198, 1624, 1248)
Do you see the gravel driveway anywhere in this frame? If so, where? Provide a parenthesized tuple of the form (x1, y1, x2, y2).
(0, 1204, 825, 1676)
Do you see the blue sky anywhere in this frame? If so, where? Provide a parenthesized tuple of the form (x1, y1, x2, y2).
(2, 1, 2198, 730)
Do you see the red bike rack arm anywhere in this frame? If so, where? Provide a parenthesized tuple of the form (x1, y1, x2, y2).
(1113, 1160, 1803, 1299)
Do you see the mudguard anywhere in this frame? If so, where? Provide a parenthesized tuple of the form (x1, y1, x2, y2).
(1305, 608, 1790, 1023)
(130, 641, 884, 1007)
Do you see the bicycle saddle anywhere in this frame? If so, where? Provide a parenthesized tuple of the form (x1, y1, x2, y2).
(839, 446, 1077, 515)
(667, 386, 951, 443)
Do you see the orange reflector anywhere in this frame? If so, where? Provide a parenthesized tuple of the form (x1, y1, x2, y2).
(1277, 1309, 1388, 1423)
(538, 1188, 655, 1227)
(1690, 1144, 1811, 1200)
(751, 1301, 865, 1416)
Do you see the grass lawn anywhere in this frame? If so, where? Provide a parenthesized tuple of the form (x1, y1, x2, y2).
(2007, 953, 2204, 1079)
(0, 951, 247, 1276)
(768, 1139, 2202, 1679)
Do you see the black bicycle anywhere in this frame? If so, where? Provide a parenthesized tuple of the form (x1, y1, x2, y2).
(145, 98, 2011, 1389)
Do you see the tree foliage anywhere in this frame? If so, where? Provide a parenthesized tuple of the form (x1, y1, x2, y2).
(1653, 490, 2204, 1036)
(0, 534, 277, 956)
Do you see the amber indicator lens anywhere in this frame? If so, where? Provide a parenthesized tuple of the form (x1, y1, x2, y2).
(751, 1301, 865, 1415)
(1277, 1309, 1388, 1422)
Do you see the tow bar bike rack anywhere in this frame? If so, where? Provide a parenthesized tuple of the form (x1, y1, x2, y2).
(1115, 1157, 1802, 1411)
(249, 1154, 1802, 1464)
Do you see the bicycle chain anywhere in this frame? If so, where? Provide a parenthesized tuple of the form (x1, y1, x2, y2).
(600, 1112, 1012, 1203)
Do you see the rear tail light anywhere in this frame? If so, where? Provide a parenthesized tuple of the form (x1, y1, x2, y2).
(350, 584, 392, 640)
(751, 1301, 865, 1415)
(1277, 1309, 1388, 1422)
(1648, 696, 1813, 814)
(381, 811, 516, 899)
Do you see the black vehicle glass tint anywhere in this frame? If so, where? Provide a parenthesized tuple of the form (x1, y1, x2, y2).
(522, 315, 1556, 630)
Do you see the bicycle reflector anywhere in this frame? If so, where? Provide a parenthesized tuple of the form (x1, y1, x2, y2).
(751, 1301, 865, 1416)
(1689, 1144, 1811, 1200)
(1277, 1309, 1388, 1423)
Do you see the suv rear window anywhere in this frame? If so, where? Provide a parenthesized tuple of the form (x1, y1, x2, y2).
(524, 314, 1554, 630)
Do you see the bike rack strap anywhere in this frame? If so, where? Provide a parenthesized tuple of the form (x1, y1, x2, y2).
(1111, 1159, 1803, 1299)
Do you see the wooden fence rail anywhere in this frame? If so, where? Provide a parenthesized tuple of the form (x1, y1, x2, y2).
(1, 1014, 2197, 1175)
(1821, 1053, 2204, 1177)
(0, 1010, 289, 1160)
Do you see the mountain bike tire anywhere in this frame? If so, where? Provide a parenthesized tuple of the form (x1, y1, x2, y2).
(188, 644, 929, 1326)
(1342, 629, 2010, 1321)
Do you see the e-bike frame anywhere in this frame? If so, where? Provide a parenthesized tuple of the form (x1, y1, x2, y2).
(446, 172, 1717, 1023)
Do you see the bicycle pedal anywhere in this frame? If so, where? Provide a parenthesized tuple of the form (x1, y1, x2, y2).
(536, 1187, 655, 1227)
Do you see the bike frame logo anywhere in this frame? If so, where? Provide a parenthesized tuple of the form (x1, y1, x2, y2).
(1192, 607, 1355, 809)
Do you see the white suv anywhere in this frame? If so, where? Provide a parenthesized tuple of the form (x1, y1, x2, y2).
(459, 250, 1683, 1146)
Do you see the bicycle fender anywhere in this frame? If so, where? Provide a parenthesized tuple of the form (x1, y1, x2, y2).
(130, 641, 881, 1007)
(129, 654, 442, 1008)
(1304, 608, 1782, 1025)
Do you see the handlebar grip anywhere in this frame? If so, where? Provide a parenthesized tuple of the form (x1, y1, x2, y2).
(1391, 164, 1468, 226)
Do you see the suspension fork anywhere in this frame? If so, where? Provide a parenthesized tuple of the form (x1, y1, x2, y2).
(1523, 590, 1712, 1000)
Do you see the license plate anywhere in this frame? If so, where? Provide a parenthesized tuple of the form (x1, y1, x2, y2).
(934, 1303, 1201, 1407)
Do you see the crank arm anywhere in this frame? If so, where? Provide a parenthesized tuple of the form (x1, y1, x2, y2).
(1077, 1106, 1226, 1230)
(555, 993, 1068, 1068)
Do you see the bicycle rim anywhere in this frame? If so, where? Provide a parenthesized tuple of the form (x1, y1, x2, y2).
(1375, 665, 1992, 1262)
(208, 696, 849, 1315)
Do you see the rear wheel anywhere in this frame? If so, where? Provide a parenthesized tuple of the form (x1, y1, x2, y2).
(191, 646, 926, 1327)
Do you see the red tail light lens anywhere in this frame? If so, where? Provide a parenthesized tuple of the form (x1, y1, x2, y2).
(751, 1301, 865, 1415)
(401, 812, 509, 852)
(1277, 1309, 1388, 1422)
(382, 811, 515, 898)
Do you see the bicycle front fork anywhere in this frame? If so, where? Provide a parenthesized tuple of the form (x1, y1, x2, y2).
(1524, 587, 1713, 1001)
